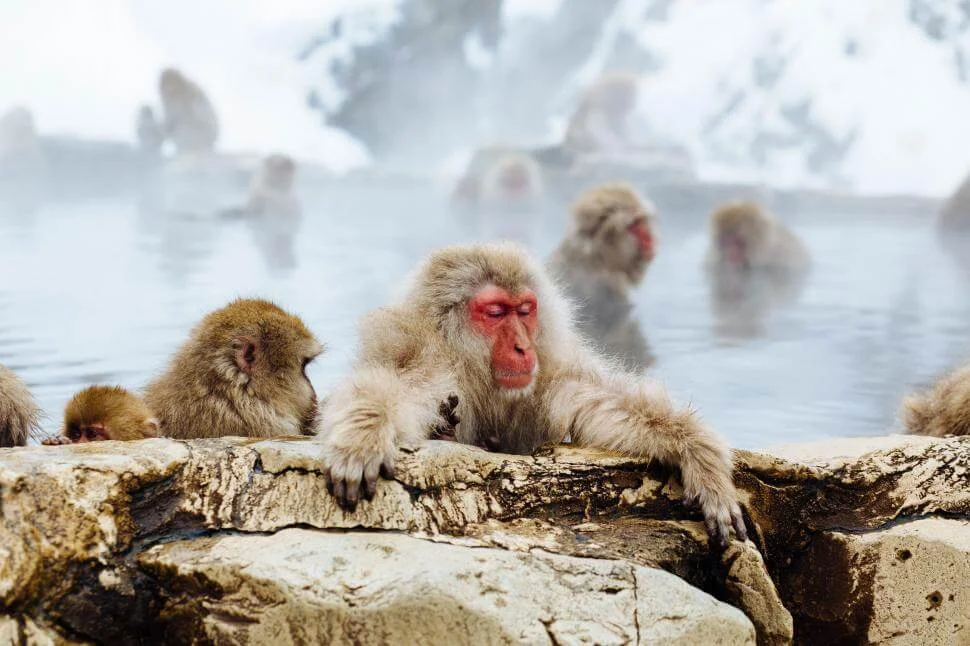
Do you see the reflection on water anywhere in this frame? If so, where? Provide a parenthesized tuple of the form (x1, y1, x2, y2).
(1, 185, 967, 449)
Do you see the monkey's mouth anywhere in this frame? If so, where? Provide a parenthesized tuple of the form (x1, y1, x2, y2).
(494, 367, 537, 390)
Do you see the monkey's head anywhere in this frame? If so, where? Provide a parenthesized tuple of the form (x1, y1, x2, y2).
(137, 105, 155, 121)
(494, 155, 535, 195)
(408, 244, 569, 398)
(260, 154, 296, 192)
(192, 299, 323, 433)
(159, 68, 190, 100)
(62, 386, 158, 443)
(572, 183, 658, 281)
(0, 106, 37, 147)
(710, 201, 773, 269)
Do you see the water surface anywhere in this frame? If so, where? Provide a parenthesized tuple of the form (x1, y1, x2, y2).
(1, 182, 966, 449)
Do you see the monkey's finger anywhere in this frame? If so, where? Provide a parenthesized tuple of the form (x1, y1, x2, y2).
(343, 473, 362, 511)
(363, 460, 381, 500)
(324, 469, 334, 495)
(447, 394, 459, 408)
(332, 478, 346, 507)
(731, 508, 748, 542)
(705, 514, 730, 551)
(379, 457, 396, 480)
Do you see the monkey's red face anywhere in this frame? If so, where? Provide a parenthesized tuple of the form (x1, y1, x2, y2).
(628, 216, 655, 260)
(719, 231, 748, 267)
(468, 286, 539, 390)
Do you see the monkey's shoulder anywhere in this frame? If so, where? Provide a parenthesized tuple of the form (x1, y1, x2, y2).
(358, 307, 440, 370)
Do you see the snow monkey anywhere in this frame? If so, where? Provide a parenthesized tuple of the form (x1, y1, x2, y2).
(0, 364, 40, 447)
(42, 386, 158, 445)
(158, 67, 219, 156)
(135, 104, 165, 155)
(548, 183, 658, 371)
(705, 200, 810, 338)
(319, 243, 747, 549)
(901, 365, 970, 437)
(705, 200, 809, 272)
(452, 146, 544, 210)
(939, 172, 970, 232)
(563, 71, 640, 156)
(145, 298, 324, 439)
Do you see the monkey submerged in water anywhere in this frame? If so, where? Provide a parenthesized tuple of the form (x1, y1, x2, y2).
(705, 200, 810, 339)
(548, 183, 658, 372)
(145, 298, 324, 439)
(901, 365, 970, 437)
(318, 242, 746, 549)
(452, 147, 544, 212)
(43, 386, 158, 445)
(0, 364, 40, 447)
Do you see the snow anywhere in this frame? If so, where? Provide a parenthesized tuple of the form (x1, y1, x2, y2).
(0, 0, 385, 172)
(2, 0, 970, 192)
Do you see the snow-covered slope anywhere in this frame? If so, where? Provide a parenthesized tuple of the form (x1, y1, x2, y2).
(2, 0, 969, 193)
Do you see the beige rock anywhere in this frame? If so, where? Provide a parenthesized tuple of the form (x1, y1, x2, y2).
(141, 528, 756, 645)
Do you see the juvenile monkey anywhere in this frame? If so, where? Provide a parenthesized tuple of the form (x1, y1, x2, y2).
(145, 298, 323, 439)
(158, 67, 219, 156)
(135, 105, 165, 155)
(901, 365, 970, 437)
(319, 242, 746, 549)
(705, 200, 810, 339)
(563, 72, 640, 156)
(452, 147, 544, 211)
(42, 386, 158, 445)
(548, 184, 658, 372)
(0, 364, 40, 447)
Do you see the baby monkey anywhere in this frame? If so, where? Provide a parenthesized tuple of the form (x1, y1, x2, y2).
(43, 386, 158, 445)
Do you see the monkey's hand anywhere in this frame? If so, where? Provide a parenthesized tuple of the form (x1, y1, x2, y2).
(41, 436, 72, 446)
(682, 463, 747, 551)
(323, 427, 397, 512)
(429, 394, 460, 441)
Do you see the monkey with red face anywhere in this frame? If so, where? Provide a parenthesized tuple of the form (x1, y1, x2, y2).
(319, 243, 746, 550)
(548, 184, 657, 372)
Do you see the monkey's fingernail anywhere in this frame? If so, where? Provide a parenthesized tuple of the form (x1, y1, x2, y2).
(364, 478, 377, 500)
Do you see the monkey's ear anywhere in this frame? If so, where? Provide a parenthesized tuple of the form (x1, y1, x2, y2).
(233, 337, 260, 375)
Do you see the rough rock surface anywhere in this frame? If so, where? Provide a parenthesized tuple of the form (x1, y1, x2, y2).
(0, 434, 966, 644)
(140, 528, 755, 645)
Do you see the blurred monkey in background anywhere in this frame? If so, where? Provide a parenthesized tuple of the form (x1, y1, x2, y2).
(158, 68, 219, 156)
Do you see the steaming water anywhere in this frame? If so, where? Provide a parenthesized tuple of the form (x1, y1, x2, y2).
(1, 183, 967, 449)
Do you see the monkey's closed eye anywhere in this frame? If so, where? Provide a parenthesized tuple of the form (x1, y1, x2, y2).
(485, 305, 507, 318)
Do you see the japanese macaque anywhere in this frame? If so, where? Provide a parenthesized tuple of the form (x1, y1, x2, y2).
(318, 243, 746, 549)
(705, 201, 810, 339)
(0, 364, 40, 447)
(563, 72, 640, 156)
(135, 105, 165, 155)
(158, 68, 219, 156)
(222, 154, 301, 273)
(547, 184, 658, 372)
(0, 106, 47, 182)
(145, 298, 324, 439)
(42, 386, 158, 445)
(901, 365, 970, 437)
(452, 147, 544, 211)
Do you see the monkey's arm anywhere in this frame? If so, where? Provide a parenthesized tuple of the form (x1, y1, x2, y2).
(319, 309, 455, 509)
(544, 372, 746, 549)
